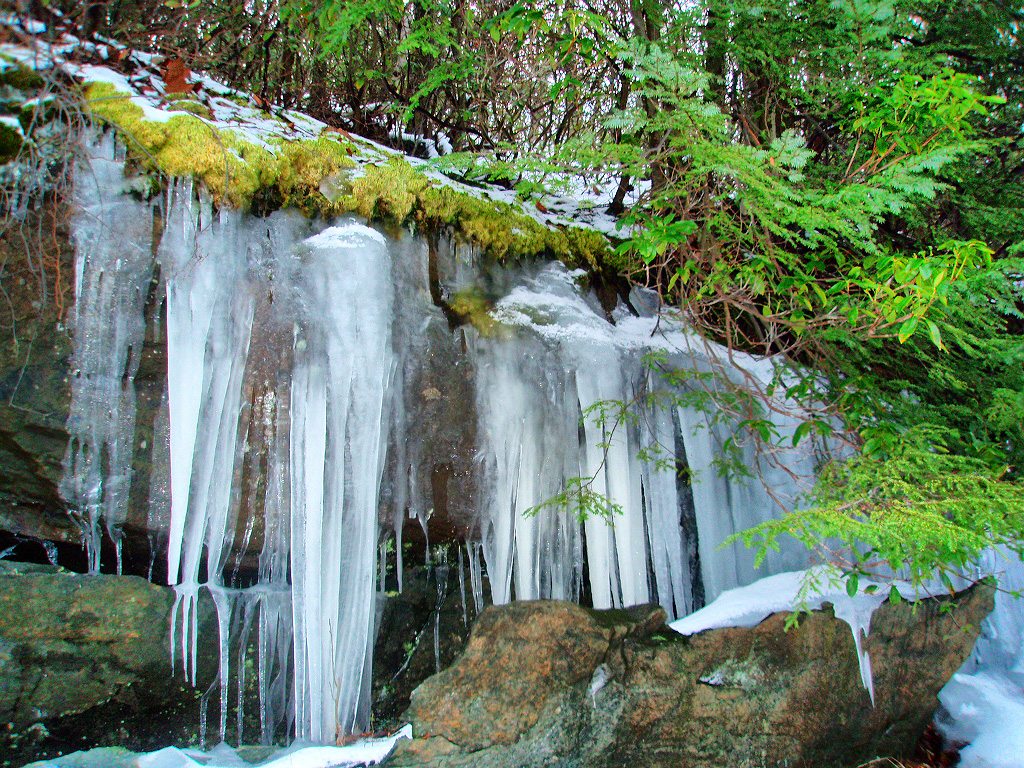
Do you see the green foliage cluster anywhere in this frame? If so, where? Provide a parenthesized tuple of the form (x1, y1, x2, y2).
(469, 0, 1024, 593)
(730, 426, 1024, 593)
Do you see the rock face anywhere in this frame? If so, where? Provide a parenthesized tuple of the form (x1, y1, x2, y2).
(372, 565, 487, 729)
(0, 562, 218, 766)
(388, 585, 993, 768)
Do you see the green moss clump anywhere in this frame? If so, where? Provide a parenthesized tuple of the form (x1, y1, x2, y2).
(344, 156, 428, 221)
(447, 290, 506, 336)
(83, 82, 355, 212)
(338, 156, 615, 269)
(0, 61, 44, 91)
(272, 136, 357, 212)
(0, 121, 23, 162)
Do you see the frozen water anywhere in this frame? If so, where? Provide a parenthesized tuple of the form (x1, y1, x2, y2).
(471, 263, 815, 616)
(67, 140, 404, 742)
(64, 137, 1024, 761)
(28, 726, 412, 768)
(937, 550, 1024, 766)
(63, 134, 157, 571)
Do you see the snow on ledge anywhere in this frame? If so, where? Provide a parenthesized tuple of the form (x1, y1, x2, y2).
(133, 725, 413, 768)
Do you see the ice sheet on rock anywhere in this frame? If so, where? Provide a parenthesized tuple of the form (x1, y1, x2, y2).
(258, 724, 412, 768)
(938, 673, 1024, 768)
(936, 550, 1024, 767)
(62, 134, 157, 572)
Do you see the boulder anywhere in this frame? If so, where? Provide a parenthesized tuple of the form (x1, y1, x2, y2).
(388, 584, 993, 768)
(0, 562, 218, 765)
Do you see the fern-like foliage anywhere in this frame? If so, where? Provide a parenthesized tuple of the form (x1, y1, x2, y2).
(729, 426, 1024, 592)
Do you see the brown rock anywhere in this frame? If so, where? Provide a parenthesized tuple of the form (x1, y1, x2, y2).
(390, 584, 993, 768)
(404, 601, 666, 750)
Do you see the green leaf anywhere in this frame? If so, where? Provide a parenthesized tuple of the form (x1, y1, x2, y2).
(846, 573, 860, 597)
(898, 316, 919, 343)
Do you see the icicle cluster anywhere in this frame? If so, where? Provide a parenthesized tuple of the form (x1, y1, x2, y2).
(471, 265, 817, 617)
(65, 137, 821, 745)
(63, 137, 156, 573)
(67, 137, 403, 742)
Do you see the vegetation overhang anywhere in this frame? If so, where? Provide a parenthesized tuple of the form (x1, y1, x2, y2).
(0, 29, 619, 273)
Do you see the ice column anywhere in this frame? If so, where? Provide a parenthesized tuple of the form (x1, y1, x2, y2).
(289, 224, 394, 740)
(63, 136, 156, 572)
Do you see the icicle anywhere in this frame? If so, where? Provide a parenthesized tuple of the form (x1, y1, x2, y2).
(458, 545, 467, 625)
(433, 562, 449, 674)
(467, 540, 484, 615)
(289, 223, 393, 740)
(41, 540, 59, 567)
(63, 134, 155, 572)
(209, 584, 237, 742)
(831, 592, 886, 705)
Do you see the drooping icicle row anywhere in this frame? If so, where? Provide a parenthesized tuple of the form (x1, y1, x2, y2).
(63, 135, 156, 573)
(472, 263, 815, 617)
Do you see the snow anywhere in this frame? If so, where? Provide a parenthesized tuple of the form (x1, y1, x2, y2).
(0, 115, 23, 135)
(669, 566, 906, 703)
(28, 726, 412, 768)
(304, 223, 386, 249)
(77, 65, 176, 124)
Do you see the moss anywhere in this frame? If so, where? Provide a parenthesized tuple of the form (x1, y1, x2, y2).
(0, 62, 44, 91)
(338, 157, 615, 269)
(163, 94, 214, 120)
(447, 290, 506, 337)
(81, 82, 616, 271)
(343, 156, 428, 221)
(0, 122, 22, 162)
(82, 82, 355, 212)
(272, 136, 357, 212)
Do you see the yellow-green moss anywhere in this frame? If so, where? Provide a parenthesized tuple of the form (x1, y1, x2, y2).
(83, 82, 356, 211)
(447, 290, 505, 337)
(342, 156, 428, 221)
(81, 82, 616, 270)
(164, 94, 214, 120)
(339, 156, 616, 270)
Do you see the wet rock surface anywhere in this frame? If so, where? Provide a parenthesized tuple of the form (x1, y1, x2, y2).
(0, 213, 77, 552)
(0, 562, 218, 767)
(372, 564, 487, 731)
(387, 585, 993, 768)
